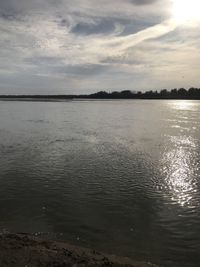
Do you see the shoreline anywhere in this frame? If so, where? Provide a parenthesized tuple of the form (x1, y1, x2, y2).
(0, 233, 160, 267)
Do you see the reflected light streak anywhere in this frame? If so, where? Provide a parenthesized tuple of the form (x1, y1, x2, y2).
(170, 101, 197, 111)
(161, 136, 198, 207)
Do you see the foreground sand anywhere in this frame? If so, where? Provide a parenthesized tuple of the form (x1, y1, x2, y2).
(0, 233, 159, 267)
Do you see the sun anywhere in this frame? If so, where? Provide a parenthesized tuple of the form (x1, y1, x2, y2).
(172, 0, 200, 24)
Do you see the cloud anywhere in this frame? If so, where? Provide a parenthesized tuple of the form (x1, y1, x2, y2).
(129, 0, 158, 5)
(0, 0, 199, 94)
(71, 20, 123, 36)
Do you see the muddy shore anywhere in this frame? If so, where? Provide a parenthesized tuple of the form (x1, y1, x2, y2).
(0, 233, 159, 267)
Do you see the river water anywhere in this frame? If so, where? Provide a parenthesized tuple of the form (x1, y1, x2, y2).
(0, 99, 199, 267)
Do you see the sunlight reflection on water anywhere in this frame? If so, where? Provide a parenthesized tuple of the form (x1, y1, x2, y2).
(161, 101, 199, 207)
(170, 100, 198, 111)
(161, 136, 198, 207)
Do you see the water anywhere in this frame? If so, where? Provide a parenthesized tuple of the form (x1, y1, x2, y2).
(0, 99, 199, 267)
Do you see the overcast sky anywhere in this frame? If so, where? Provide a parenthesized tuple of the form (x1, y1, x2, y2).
(0, 0, 200, 94)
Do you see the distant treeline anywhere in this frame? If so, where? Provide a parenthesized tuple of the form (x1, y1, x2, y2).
(1, 87, 200, 100)
(84, 88, 200, 99)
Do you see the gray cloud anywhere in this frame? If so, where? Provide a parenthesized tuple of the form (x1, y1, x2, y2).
(58, 64, 109, 76)
(71, 20, 118, 36)
(129, 0, 158, 5)
(70, 16, 159, 37)
(0, 0, 60, 12)
(26, 56, 109, 76)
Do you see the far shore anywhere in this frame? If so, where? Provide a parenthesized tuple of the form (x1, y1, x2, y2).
(0, 87, 200, 100)
(0, 233, 160, 267)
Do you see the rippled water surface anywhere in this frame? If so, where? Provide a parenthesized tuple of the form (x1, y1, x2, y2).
(0, 100, 200, 267)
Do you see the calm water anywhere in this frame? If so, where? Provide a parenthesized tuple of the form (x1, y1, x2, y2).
(0, 100, 199, 267)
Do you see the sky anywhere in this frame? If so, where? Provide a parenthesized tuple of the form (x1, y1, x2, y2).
(0, 0, 200, 94)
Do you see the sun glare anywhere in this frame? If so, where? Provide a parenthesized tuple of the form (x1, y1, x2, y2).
(172, 0, 200, 24)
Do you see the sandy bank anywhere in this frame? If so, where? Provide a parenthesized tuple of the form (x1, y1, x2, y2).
(0, 233, 159, 267)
